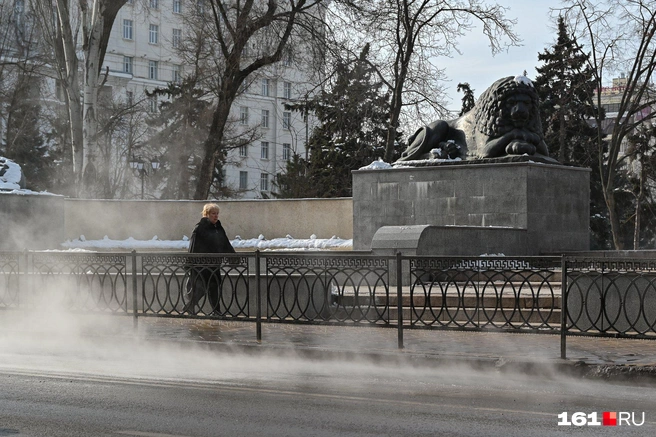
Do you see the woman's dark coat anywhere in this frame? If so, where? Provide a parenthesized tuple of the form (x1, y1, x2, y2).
(188, 217, 235, 254)
(185, 217, 235, 314)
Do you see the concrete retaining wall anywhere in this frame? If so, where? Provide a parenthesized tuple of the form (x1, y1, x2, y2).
(0, 193, 65, 250)
(1, 195, 352, 250)
(64, 197, 353, 242)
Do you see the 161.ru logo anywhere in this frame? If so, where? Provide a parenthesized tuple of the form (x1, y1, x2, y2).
(558, 412, 645, 426)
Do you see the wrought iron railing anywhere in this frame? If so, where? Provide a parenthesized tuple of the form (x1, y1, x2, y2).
(30, 252, 128, 313)
(265, 253, 391, 324)
(406, 256, 561, 331)
(138, 252, 252, 318)
(0, 252, 20, 307)
(3, 250, 656, 358)
(563, 257, 656, 338)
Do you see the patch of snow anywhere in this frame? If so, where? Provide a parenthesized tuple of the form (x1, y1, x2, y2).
(514, 75, 534, 87)
(60, 235, 353, 251)
(359, 158, 392, 170)
(0, 156, 61, 196)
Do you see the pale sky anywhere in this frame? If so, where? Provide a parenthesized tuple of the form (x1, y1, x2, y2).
(441, 0, 564, 111)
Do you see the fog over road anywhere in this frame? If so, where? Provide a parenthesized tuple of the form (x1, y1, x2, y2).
(1, 311, 655, 436)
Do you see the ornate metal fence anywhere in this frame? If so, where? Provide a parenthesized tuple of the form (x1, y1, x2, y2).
(405, 256, 562, 331)
(138, 252, 253, 319)
(563, 257, 656, 338)
(3, 250, 656, 357)
(29, 252, 128, 313)
(264, 253, 391, 324)
(0, 252, 20, 308)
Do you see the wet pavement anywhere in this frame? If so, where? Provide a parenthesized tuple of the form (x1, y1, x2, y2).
(3, 312, 656, 381)
(124, 317, 656, 380)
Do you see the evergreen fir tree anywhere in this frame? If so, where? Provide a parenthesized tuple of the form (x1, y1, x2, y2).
(534, 16, 598, 164)
(274, 44, 395, 198)
(273, 153, 314, 198)
(457, 83, 475, 116)
(145, 76, 213, 199)
(534, 16, 609, 248)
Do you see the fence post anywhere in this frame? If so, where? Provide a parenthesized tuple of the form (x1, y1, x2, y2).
(132, 250, 138, 330)
(560, 255, 567, 359)
(20, 249, 27, 308)
(396, 251, 404, 350)
(255, 250, 262, 343)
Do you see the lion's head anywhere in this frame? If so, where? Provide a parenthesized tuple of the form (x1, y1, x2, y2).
(465, 75, 549, 158)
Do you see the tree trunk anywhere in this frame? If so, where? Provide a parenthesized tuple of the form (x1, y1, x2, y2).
(194, 102, 231, 199)
(558, 108, 567, 162)
(604, 186, 624, 250)
(54, 0, 84, 191)
(384, 75, 406, 163)
(81, 0, 108, 197)
(633, 158, 646, 250)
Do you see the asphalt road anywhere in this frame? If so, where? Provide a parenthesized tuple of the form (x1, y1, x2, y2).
(1, 346, 656, 437)
(1, 312, 655, 436)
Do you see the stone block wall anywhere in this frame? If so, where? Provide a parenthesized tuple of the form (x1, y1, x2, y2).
(353, 161, 590, 255)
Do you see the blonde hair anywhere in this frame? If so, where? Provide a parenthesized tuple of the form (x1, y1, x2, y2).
(202, 203, 220, 217)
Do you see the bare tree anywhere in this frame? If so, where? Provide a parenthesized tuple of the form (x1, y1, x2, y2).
(564, 0, 656, 249)
(625, 123, 656, 249)
(95, 93, 150, 199)
(334, 0, 520, 162)
(188, 0, 327, 200)
(30, 0, 128, 195)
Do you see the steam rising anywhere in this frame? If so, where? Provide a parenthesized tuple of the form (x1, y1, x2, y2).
(2, 292, 654, 399)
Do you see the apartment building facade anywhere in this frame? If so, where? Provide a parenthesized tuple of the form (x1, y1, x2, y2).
(101, 0, 317, 199)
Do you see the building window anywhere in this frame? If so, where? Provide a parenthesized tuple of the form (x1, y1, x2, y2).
(123, 19, 133, 40)
(123, 56, 133, 74)
(197, 0, 205, 14)
(283, 111, 291, 130)
(283, 82, 291, 99)
(149, 60, 158, 80)
(239, 171, 248, 190)
(149, 95, 157, 113)
(261, 109, 269, 128)
(173, 0, 181, 13)
(239, 145, 248, 157)
(261, 78, 269, 97)
(261, 142, 269, 159)
(260, 173, 269, 191)
(126, 91, 133, 105)
(172, 28, 182, 48)
(150, 0, 159, 8)
(240, 106, 249, 125)
(283, 143, 291, 161)
(219, 168, 227, 188)
(172, 65, 181, 84)
(282, 49, 292, 66)
(149, 24, 159, 44)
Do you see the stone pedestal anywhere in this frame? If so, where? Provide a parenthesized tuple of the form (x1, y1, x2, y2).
(352, 160, 590, 256)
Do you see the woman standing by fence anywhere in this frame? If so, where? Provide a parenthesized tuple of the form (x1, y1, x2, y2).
(184, 203, 235, 315)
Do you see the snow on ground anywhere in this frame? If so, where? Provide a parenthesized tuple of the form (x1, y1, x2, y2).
(60, 234, 353, 251)
(0, 156, 60, 196)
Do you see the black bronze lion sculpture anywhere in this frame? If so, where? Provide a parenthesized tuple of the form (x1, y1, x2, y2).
(396, 75, 551, 162)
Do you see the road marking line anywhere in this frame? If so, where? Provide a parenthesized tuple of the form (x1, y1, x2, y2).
(115, 432, 191, 437)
